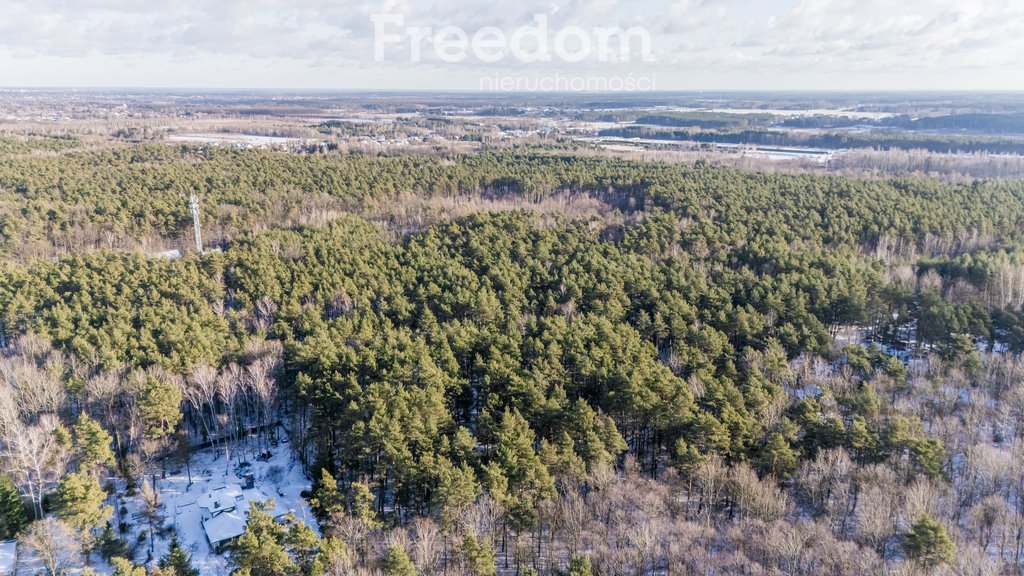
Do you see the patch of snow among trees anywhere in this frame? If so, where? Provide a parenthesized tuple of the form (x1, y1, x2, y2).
(115, 438, 317, 576)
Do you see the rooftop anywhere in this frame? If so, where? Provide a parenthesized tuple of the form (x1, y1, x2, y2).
(197, 485, 287, 546)
(197, 484, 245, 516)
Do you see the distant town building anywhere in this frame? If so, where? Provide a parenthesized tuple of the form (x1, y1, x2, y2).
(150, 249, 182, 260)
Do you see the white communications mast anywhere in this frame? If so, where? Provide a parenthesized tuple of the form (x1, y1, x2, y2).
(189, 193, 204, 255)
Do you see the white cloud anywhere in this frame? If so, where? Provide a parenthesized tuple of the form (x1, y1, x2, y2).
(661, 0, 729, 33)
(0, 0, 1022, 89)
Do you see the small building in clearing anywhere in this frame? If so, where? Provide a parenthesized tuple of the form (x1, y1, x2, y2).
(198, 484, 287, 548)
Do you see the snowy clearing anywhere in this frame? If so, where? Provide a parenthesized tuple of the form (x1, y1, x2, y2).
(115, 436, 318, 576)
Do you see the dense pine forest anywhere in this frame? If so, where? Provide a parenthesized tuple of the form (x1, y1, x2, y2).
(3, 136, 1024, 575)
(598, 125, 1024, 155)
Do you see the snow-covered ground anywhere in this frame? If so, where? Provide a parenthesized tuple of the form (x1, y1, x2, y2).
(165, 134, 307, 149)
(0, 541, 16, 576)
(117, 434, 318, 576)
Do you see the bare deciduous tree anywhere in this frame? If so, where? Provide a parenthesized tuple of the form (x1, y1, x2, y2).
(17, 518, 82, 576)
(2, 414, 68, 518)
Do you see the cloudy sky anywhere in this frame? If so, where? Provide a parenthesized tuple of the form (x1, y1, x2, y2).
(1, 0, 1022, 91)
